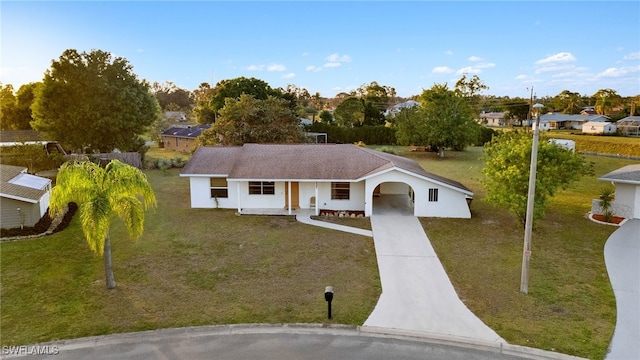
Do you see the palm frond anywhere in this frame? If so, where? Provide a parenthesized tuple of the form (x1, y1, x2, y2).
(79, 197, 112, 254)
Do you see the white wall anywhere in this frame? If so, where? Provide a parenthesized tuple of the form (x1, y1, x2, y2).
(380, 181, 409, 195)
(316, 181, 365, 211)
(365, 169, 471, 218)
(236, 181, 285, 210)
(614, 184, 640, 219)
(299, 182, 316, 209)
(188, 177, 238, 209)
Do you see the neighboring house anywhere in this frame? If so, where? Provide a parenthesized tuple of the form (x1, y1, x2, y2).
(0, 164, 52, 229)
(582, 121, 617, 135)
(164, 111, 187, 122)
(161, 124, 211, 152)
(539, 113, 609, 130)
(617, 116, 640, 136)
(478, 112, 506, 127)
(180, 144, 474, 218)
(592, 164, 640, 219)
(384, 100, 420, 118)
(0, 130, 46, 147)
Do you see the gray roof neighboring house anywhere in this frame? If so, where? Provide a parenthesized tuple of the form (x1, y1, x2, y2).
(161, 124, 211, 139)
(0, 164, 51, 203)
(181, 144, 471, 194)
(540, 114, 610, 122)
(599, 164, 640, 185)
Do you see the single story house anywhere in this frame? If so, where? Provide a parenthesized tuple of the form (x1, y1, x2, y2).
(617, 116, 640, 136)
(1, 164, 52, 229)
(592, 164, 640, 219)
(582, 121, 617, 135)
(478, 112, 506, 127)
(180, 144, 473, 218)
(539, 113, 609, 130)
(161, 124, 211, 152)
(163, 111, 187, 122)
(384, 100, 420, 118)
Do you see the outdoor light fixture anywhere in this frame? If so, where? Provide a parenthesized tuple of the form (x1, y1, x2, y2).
(324, 286, 334, 319)
(520, 103, 544, 294)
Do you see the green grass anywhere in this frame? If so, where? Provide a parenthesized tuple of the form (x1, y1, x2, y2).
(1, 146, 633, 359)
(0, 169, 380, 346)
(402, 147, 632, 360)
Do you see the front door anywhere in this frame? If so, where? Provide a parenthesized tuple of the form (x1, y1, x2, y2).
(285, 182, 300, 209)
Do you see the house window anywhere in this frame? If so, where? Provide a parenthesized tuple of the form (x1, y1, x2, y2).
(249, 181, 275, 195)
(210, 178, 228, 198)
(331, 182, 350, 200)
(429, 188, 439, 202)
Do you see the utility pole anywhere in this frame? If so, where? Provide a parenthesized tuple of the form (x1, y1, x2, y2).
(521, 103, 545, 294)
(526, 87, 534, 128)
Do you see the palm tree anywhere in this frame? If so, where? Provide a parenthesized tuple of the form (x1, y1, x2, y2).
(50, 160, 156, 289)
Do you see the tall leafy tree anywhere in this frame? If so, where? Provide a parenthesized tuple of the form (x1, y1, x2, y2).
(552, 90, 583, 114)
(482, 131, 591, 226)
(31, 49, 161, 152)
(334, 97, 365, 127)
(197, 94, 306, 146)
(50, 160, 157, 289)
(151, 81, 193, 110)
(355, 81, 396, 126)
(395, 83, 478, 156)
(0, 83, 17, 130)
(455, 74, 488, 115)
(593, 88, 622, 116)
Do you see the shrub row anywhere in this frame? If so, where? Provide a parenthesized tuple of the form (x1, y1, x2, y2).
(306, 123, 397, 145)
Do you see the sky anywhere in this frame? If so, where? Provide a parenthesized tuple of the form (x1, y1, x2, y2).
(2, 1, 639, 99)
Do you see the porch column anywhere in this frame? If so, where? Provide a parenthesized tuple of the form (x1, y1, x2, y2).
(288, 181, 292, 215)
(236, 182, 241, 214)
(315, 182, 319, 216)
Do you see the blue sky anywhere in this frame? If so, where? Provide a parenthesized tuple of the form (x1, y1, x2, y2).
(2, 1, 639, 99)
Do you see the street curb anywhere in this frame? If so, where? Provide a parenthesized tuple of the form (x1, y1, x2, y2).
(5, 323, 587, 360)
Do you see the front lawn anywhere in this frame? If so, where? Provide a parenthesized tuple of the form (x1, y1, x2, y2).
(0, 169, 380, 346)
(406, 147, 632, 360)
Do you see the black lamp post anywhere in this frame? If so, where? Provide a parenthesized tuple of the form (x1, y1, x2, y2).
(324, 286, 334, 319)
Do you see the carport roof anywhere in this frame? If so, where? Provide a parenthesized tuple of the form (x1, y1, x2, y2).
(599, 164, 640, 185)
(181, 144, 471, 193)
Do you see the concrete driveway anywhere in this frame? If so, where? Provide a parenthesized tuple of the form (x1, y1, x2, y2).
(364, 196, 503, 343)
(604, 219, 640, 360)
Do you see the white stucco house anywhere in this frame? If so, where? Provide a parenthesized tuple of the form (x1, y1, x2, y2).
(582, 121, 617, 135)
(592, 164, 640, 219)
(180, 144, 474, 218)
(0, 165, 52, 229)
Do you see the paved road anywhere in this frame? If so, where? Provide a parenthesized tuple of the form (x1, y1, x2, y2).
(1, 325, 584, 360)
(603, 219, 640, 360)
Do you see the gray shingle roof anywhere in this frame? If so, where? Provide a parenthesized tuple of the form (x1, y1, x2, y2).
(181, 144, 471, 193)
(599, 164, 640, 185)
(540, 114, 609, 122)
(0, 165, 51, 203)
(161, 124, 211, 139)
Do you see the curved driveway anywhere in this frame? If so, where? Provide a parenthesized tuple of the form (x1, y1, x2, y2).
(363, 211, 503, 343)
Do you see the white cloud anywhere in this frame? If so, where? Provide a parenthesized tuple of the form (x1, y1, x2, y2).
(456, 66, 482, 75)
(302, 52, 309, 57)
(617, 46, 624, 51)
(267, 64, 286, 72)
(247, 64, 264, 71)
(324, 62, 341, 68)
(282, 72, 295, 79)
(515, 74, 529, 80)
(432, 66, 454, 74)
(623, 52, 640, 60)
(535, 64, 576, 74)
(596, 65, 640, 78)
(306, 65, 322, 72)
(444, 50, 453, 56)
(468, 56, 482, 62)
(476, 62, 495, 69)
(535, 52, 577, 65)
(326, 53, 351, 63)
(136, 49, 144, 53)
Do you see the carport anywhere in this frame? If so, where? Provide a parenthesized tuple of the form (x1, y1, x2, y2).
(372, 182, 414, 215)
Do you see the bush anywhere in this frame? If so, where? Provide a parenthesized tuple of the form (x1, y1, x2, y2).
(307, 123, 397, 145)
